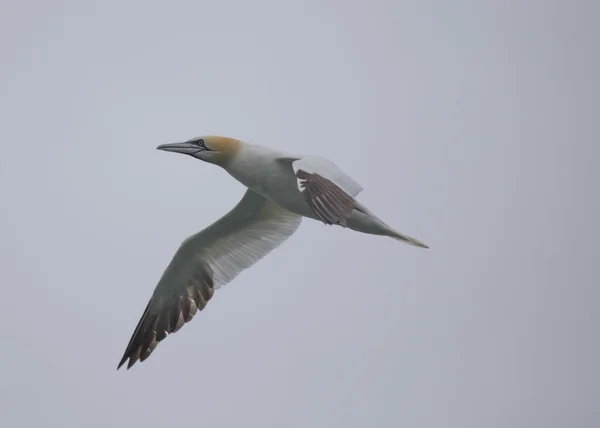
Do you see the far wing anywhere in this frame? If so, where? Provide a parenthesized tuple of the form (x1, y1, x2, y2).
(118, 189, 302, 370)
(292, 155, 363, 197)
(289, 156, 363, 226)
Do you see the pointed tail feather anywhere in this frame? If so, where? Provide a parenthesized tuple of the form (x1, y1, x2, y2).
(389, 230, 429, 248)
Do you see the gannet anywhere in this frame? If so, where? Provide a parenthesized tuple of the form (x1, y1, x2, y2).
(118, 135, 428, 369)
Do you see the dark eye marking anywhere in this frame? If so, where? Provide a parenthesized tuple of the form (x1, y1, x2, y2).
(186, 138, 209, 151)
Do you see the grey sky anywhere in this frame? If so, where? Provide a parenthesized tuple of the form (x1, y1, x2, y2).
(1, 0, 598, 427)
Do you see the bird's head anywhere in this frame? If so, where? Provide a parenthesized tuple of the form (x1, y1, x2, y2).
(156, 135, 242, 166)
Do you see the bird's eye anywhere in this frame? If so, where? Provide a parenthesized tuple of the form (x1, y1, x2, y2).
(196, 139, 205, 147)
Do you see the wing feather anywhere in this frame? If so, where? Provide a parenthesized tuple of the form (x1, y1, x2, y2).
(118, 189, 302, 369)
(292, 155, 363, 197)
(295, 169, 356, 226)
(281, 156, 362, 226)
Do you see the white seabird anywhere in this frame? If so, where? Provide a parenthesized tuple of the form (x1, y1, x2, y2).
(118, 135, 428, 369)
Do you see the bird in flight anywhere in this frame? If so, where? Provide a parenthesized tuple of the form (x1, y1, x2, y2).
(118, 135, 428, 369)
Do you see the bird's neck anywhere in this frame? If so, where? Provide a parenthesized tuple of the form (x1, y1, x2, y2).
(223, 143, 287, 192)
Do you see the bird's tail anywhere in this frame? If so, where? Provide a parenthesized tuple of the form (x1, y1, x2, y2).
(352, 202, 429, 248)
(388, 229, 429, 249)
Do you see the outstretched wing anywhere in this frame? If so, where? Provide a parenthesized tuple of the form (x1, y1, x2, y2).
(118, 189, 303, 369)
(289, 156, 363, 226)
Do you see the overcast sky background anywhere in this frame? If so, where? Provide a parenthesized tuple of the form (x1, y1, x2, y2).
(1, 1, 598, 427)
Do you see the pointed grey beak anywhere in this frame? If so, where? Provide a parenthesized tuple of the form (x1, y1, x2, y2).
(156, 142, 205, 155)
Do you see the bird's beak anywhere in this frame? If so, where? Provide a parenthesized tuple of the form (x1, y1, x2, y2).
(156, 142, 205, 155)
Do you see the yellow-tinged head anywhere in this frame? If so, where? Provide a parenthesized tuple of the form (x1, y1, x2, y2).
(156, 135, 242, 166)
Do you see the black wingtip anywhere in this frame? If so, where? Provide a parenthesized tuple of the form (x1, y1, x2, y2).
(116, 276, 215, 372)
(117, 300, 153, 372)
(117, 357, 138, 370)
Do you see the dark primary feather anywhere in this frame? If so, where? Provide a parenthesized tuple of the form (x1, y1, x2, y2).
(296, 169, 356, 226)
(117, 271, 214, 370)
